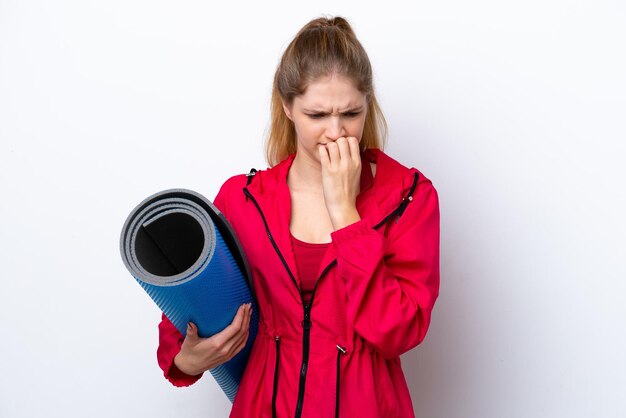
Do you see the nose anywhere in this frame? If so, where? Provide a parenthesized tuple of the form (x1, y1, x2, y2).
(325, 115, 347, 142)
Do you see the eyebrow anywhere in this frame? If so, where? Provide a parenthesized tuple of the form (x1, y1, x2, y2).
(302, 106, 364, 113)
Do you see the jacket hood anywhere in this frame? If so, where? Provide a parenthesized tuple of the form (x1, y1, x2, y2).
(241, 148, 429, 286)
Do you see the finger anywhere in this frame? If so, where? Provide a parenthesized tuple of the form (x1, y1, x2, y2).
(207, 305, 247, 356)
(230, 304, 252, 347)
(230, 329, 250, 359)
(318, 144, 330, 168)
(242, 305, 252, 337)
(347, 137, 361, 164)
(336, 137, 352, 164)
(216, 304, 247, 342)
(226, 308, 252, 359)
(327, 141, 340, 167)
(220, 305, 251, 359)
(186, 321, 199, 342)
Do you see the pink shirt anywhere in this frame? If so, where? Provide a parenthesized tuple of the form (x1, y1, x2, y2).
(290, 232, 330, 304)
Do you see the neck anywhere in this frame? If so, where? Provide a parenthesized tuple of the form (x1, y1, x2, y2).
(287, 151, 324, 192)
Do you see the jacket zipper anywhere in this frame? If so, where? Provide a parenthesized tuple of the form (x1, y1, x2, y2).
(272, 336, 281, 418)
(335, 345, 347, 418)
(296, 302, 311, 418)
(242, 171, 418, 417)
(243, 186, 336, 418)
(294, 259, 335, 418)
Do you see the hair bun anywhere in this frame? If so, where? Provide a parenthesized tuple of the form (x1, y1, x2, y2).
(304, 16, 356, 37)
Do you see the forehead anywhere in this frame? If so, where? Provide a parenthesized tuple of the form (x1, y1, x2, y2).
(294, 74, 366, 110)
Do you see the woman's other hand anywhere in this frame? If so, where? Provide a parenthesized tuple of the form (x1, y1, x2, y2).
(173, 303, 252, 376)
(318, 136, 362, 229)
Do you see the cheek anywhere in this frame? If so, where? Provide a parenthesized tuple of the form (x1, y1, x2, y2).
(303, 120, 324, 136)
(294, 118, 322, 140)
(350, 117, 367, 137)
(292, 117, 307, 133)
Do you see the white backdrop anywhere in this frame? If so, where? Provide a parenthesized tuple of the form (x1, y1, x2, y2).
(1, 1, 625, 417)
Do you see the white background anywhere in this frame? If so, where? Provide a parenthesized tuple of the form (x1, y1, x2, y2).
(1, 1, 625, 417)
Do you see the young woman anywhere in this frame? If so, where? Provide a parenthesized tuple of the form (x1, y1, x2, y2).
(156, 16, 440, 418)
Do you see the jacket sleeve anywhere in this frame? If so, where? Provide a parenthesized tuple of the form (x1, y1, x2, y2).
(155, 178, 234, 386)
(156, 313, 203, 386)
(329, 178, 440, 359)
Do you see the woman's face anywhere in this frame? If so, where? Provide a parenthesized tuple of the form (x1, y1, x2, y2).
(282, 74, 368, 164)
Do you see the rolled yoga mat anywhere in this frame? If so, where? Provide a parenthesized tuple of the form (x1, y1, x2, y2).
(119, 188, 258, 402)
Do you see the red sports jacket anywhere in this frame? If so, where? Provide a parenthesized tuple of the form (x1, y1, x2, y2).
(157, 148, 440, 418)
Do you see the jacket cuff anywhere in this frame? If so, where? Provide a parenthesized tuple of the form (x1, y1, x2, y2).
(330, 217, 375, 244)
(165, 359, 204, 387)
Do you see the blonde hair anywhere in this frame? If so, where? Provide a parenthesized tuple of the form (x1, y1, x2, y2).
(265, 16, 388, 167)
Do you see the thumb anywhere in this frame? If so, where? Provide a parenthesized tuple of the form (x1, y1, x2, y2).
(186, 322, 199, 341)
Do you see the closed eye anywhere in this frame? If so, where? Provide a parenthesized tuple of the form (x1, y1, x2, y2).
(306, 111, 361, 119)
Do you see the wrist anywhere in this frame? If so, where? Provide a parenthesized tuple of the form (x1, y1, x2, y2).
(174, 351, 202, 376)
(329, 206, 361, 230)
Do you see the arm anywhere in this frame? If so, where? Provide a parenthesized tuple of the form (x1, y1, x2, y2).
(157, 304, 252, 386)
(330, 179, 440, 359)
(156, 178, 248, 386)
(157, 313, 203, 387)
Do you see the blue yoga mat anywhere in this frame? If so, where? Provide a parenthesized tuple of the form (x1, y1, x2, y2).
(119, 188, 258, 402)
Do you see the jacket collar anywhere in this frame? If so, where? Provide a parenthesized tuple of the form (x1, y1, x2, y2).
(246, 148, 410, 198)
(243, 148, 415, 294)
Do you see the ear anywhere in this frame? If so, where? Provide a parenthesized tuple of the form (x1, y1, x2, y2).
(281, 99, 293, 121)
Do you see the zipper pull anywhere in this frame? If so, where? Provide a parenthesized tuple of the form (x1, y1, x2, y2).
(395, 195, 413, 223)
(336, 345, 346, 355)
(244, 168, 257, 201)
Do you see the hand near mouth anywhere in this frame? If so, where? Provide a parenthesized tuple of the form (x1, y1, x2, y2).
(318, 136, 362, 230)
